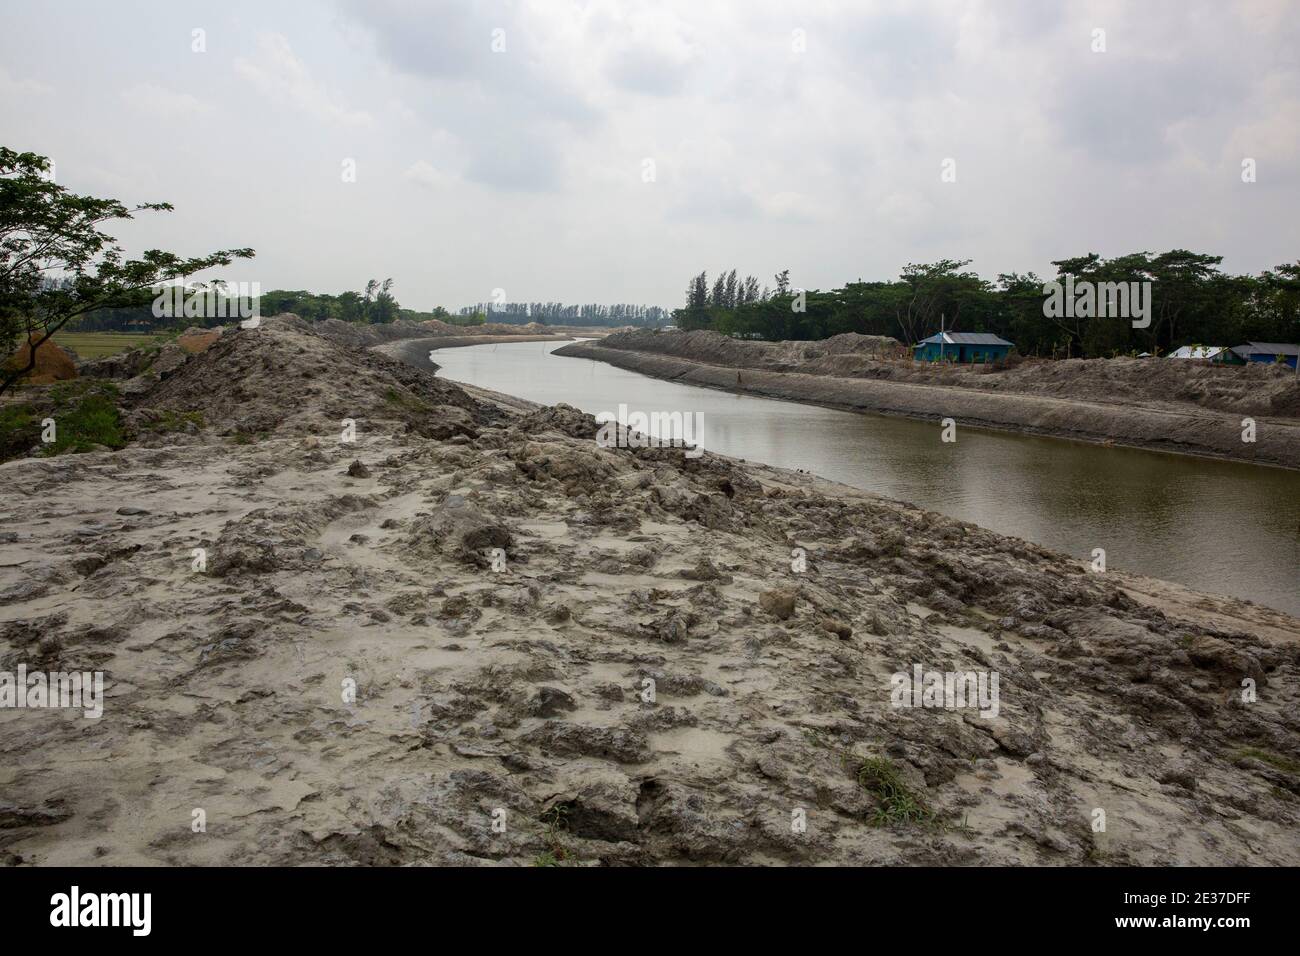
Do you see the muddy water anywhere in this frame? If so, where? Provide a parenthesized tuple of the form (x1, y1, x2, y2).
(428, 339, 1300, 616)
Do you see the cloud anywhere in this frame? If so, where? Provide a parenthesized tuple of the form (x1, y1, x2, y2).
(234, 32, 372, 127)
(0, 66, 53, 97)
(402, 159, 453, 189)
(3, 0, 1296, 307)
(121, 83, 207, 117)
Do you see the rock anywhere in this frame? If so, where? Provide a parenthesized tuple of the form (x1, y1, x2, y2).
(522, 723, 651, 764)
(529, 686, 578, 718)
(209, 540, 279, 577)
(346, 459, 371, 478)
(404, 497, 513, 568)
(649, 610, 690, 643)
(680, 558, 722, 581)
(115, 506, 149, 516)
(440, 596, 474, 618)
(1158, 765, 1198, 792)
(409, 405, 480, 441)
(0, 801, 71, 829)
(70, 553, 107, 576)
(819, 617, 853, 639)
(149, 343, 190, 378)
(553, 782, 641, 843)
(759, 588, 797, 620)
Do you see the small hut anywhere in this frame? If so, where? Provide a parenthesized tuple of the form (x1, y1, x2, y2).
(914, 332, 1013, 364)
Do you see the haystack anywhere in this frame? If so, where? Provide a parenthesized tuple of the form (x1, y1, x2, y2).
(5, 334, 78, 384)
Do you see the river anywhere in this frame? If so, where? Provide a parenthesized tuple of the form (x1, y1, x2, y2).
(427, 338, 1300, 616)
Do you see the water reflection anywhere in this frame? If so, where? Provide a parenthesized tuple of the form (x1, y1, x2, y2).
(427, 339, 1300, 615)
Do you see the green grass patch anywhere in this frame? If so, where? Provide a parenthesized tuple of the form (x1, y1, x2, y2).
(849, 755, 937, 827)
(0, 402, 40, 460)
(38, 380, 126, 455)
(50, 331, 162, 359)
(383, 387, 432, 414)
(531, 805, 571, 866)
(145, 409, 205, 434)
(1238, 747, 1300, 776)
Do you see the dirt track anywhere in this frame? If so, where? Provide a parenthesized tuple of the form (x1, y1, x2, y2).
(555, 338, 1300, 469)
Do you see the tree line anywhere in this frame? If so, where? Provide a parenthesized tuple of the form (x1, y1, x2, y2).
(1, 146, 253, 396)
(674, 254, 1300, 358)
(456, 301, 670, 327)
(66, 279, 485, 332)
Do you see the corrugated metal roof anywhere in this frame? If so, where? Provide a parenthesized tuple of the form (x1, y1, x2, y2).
(1242, 342, 1300, 355)
(916, 332, 1014, 347)
(1166, 345, 1229, 359)
(1232, 342, 1300, 357)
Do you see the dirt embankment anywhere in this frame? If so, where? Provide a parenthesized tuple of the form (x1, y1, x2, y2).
(557, 331, 1300, 469)
(2, 316, 1299, 867)
(373, 334, 575, 373)
(312, 317, 612, 350)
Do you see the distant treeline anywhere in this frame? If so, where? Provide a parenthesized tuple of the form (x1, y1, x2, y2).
(674, 253, 1300, 358)
(68, 278, 486, 331)
(456, 302, 671, 327)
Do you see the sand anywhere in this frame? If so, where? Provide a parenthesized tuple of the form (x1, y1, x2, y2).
(1, 315, 1297, 866)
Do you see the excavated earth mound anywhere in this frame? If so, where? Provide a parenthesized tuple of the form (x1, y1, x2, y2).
(590, 330, 1300, 418)
(1, 319, 1298, 866)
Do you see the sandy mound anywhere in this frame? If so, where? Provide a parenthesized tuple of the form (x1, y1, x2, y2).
(595, 330, 1300, 418)
(136, 313, 498, 439)
(597, 329, 906, 373)
(5, 335, 78, 384)
(176, 328, 222, 354)
(309, 317, 574, 350)
(2, 316, 1298, 867)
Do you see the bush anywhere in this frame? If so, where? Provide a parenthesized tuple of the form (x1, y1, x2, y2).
(0, 403, 39, 459)
(38, 381, 126, 455)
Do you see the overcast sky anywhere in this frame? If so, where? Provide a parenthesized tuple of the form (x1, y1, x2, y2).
(2, 0, 1297, 311)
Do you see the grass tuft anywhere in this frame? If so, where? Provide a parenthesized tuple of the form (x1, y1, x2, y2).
(849, 754, 937, 827)
(33, 381, 126, 456)
(1238, 747, 1300, 776)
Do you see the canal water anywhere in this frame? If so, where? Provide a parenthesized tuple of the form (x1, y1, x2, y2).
(428, 339, 1300, 616)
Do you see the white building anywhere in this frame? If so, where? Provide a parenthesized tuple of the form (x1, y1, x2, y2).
(1165, 345, 1231, 361)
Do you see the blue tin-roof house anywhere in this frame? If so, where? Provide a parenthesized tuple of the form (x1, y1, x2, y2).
(1229, 342, 1299, 369)
(914, 332, 1014, 363)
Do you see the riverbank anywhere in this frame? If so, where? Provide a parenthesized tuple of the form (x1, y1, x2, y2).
(555, 336, 1300, 469)
(374, 333, 576, 371)
(2, 314, 1298, 866)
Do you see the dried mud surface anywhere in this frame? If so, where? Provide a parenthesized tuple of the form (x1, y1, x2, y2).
(2, 316, 1298, 866)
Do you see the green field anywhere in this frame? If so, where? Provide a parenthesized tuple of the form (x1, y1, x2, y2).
(49, 331, 162, 358)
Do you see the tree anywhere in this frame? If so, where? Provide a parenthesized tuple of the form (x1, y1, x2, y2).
(1, 147, 254, 396)
(895, 259, 983, 345)
(685, 271, 708, 310)
(372, 277, 396, 324)
(710, 272, 727, 308)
